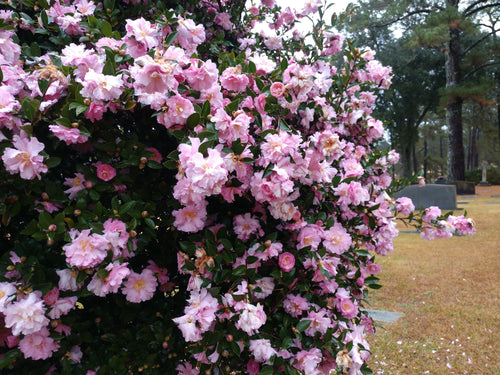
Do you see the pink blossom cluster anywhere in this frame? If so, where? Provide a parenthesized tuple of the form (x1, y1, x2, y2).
(0, 1, 476, 373)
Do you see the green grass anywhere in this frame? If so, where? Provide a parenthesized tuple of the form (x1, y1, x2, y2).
(366, 187, 500, 374)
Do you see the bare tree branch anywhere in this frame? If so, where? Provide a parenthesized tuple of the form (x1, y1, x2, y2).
(462, 0, 490, 17)
(463, 61, 500, 81)
(462, 28, 500, 57)
(464, 2, 500, 18)
(368, 9, 433, 28)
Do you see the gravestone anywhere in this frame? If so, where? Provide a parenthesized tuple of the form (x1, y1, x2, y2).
(452, 180, 476, 195)
(478, 160, 490, 186)
(394, 184, 457, 210)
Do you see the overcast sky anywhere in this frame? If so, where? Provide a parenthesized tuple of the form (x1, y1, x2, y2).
(275, 0, 356, 15)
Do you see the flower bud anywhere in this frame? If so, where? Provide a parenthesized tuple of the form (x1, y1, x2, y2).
(48, 224, 57, 232)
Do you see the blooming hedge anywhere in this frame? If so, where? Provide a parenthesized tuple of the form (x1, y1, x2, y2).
(0, 0, 475, 374)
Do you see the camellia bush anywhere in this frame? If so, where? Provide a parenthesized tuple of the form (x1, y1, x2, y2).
(0, 0, 475, 374)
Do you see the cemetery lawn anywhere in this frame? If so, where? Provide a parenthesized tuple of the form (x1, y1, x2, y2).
(366, 185, 500, 375)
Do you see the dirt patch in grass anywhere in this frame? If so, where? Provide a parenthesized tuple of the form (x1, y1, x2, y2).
(366, 186, 500, 374)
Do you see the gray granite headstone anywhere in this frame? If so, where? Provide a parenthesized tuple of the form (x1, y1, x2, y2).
(452, 180, 476, 195)
(364, 309, 403, 323)
(394, 184, 457, 210)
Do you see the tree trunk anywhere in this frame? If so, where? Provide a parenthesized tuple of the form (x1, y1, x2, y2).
(423, 140, 428, 178)
(497, 72, 500, 148)
(445, 5, 465, 182)
(401, 146, 412, 179)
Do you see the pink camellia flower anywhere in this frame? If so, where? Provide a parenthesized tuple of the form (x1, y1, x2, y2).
(63, 229, 108, 268)
(125, 17, 158, 50)
(176, 362, 200, 375)
(0, 29, 21, 64)
(122, 269, 157, 303)
(183, 59, 218, 91)
(233, 213, 262, 242)
(283, 294, 309, 318)
(251, 277, 274, 300)
(43, 287, 59, 306)
(335, 292, 359, 320)
(236, 303, 267, 335)
(447, 215, 475, 236)
(157, 94, 195, 129)
(323, 222, 352, 255)
(80, 69, 123, 102)
(184, 148, 228, 196)
(49, 124, 88, 145)
(395, 197, 415, 216)
(270, 82, 285, 98)
(214, 12, 233, 31)
(4, 293, 49, 336)
(175, 18, 206, 54)
(63, 173, 87, 199)
(249, 339, 276, 363)
(96, 163, 116, 181)
(85, 102, 106, 122)
(19, 327, 59, 360)
(365, 263, 381, 274)
(294, 348, 322, 374)
(56, 269, 81, 291)
(2, 135, 48, 180)
(173, 201, 208, 233)
(220, 65, 248, 92)
(422, 206, 441, 223)
(145, 147, 162, 163)
(0, 282, 17, 312)
(247, 359, 260, 375)
(303, 309, 331, 337)
(47, 296, 77, 319)
(278, 252, 295, 272)
(103, 218, 129, 254)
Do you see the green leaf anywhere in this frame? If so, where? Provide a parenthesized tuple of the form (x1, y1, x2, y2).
(69, 102, 89, 117)
(96, 268, 109, 279)
(296, 319, 311, 332)
(144, 217, 155, 228)
(164, 31, 178, 46)
(186, 112, 201, 129)
(232, 265, 246, 277)
(103, 0, 115, 11)
(179, 241, 196, 253)
(21, 98, 40, 122)
(39, 211, 52, 229)
(89, 189, 100, 201)
(146, 160, 163, 169)
(279, 119, 291, 131)
(221, 238, 232, 250)
(280, 59, 288, 71)
(0, 349, 21, 369)
(162, 160, 178, 170)
(88, 15, 98, 28)
(225, 99, 240, 114)
(119, 201, 135, 215)
(365, 276, 380, 284)
(260, 366, 275, 375)
(101, 20, 112, 37)
(102, 59, 115, 75)
(45, 157, 61, 168)
(201, 100, 211, 117)
(76, 270, 87, 284)
(356, 250, 370, 257)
